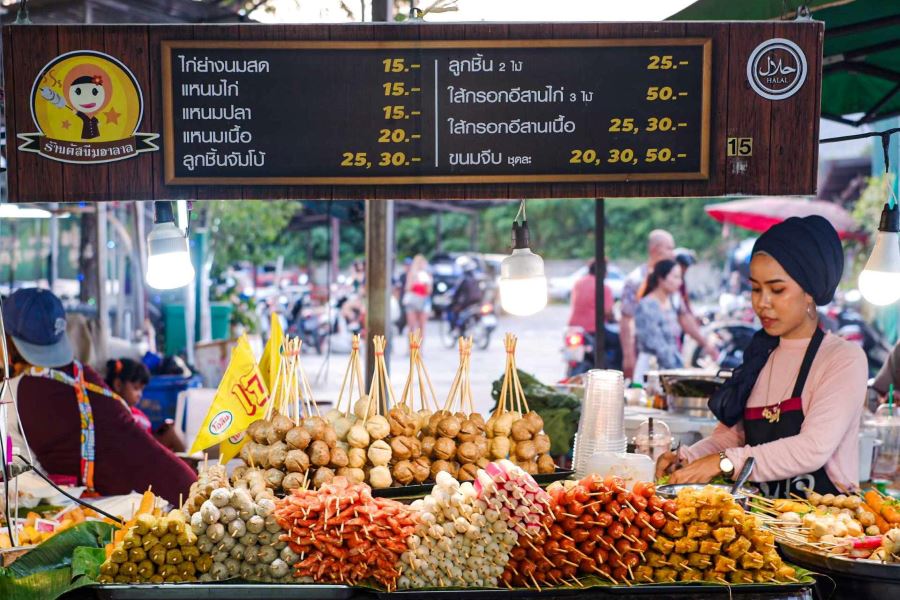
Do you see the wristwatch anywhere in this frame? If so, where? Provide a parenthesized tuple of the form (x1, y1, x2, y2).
(719, 451, 735, 479)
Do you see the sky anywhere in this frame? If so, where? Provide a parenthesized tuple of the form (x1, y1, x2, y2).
(252, 0, 698, 24)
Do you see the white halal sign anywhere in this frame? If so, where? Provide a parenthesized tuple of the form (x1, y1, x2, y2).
(746, 38, 808, 101)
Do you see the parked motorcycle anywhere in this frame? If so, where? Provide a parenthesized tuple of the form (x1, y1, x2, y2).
(562, 323, 622, 377)
(440, 302, 497, 350)
(286, 292, 329, 355)
(687, 292, 890, 376)
(820, 301, 890, 377)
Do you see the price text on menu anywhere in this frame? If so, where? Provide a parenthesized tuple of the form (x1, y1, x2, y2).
(162, 40, 712, 185)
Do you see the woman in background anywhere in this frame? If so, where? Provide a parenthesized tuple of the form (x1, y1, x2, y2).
(403, 254, 433, 346)
(105, 358, 185, 452)
(633, 259, 684, 383)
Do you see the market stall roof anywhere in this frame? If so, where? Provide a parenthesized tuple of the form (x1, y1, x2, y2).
(668, 0, 852, 21)
(704, 196, 864, 240)
(669, 0, 900, 125)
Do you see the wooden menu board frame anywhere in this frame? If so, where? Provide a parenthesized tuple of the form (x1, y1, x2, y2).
(2, 21, 823, 202)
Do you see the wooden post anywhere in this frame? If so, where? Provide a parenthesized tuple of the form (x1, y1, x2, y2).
(594, 198, 606, 369)
(365, 199, 394, 387)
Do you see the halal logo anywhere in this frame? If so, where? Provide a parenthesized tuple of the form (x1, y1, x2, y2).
(746, 38, 807, 101)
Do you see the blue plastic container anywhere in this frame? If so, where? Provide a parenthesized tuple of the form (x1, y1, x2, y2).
(139, 374, 203, 431)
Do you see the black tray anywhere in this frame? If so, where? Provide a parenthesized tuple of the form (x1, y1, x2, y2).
(376, 579, 815, 599)
(372, 469, 575, 499)
(90, 583, 356, 600)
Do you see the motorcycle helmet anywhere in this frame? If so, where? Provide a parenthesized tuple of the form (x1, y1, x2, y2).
(456, 256, 478, 273)
(675, 248, 697, 268)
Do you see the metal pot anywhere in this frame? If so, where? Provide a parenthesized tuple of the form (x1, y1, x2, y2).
(653, 369, 731, 417)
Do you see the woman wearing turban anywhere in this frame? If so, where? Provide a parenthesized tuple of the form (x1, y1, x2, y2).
(657, 216, 867, 498)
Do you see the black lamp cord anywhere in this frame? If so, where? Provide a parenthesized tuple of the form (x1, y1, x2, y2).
(1, 425, 15, 544)
(12, 455, 124, 525)
(821, 127, 899, 210)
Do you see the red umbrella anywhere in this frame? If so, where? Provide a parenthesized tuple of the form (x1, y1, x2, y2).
(704, 197, 865, 241)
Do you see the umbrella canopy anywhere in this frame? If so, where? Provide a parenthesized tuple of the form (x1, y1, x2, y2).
(669, 0, 851, 21)
(704, 197, 864, 240)
(669, 0, 900, 125)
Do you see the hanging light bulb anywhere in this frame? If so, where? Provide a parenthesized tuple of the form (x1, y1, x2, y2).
(499, 201, 547, 316)
(859, 201, 900, 306)
(146, 201, 195, 290)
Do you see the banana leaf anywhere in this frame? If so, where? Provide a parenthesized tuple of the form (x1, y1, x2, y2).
(491, 369, 580, 455)
(0, 521, 113, 600)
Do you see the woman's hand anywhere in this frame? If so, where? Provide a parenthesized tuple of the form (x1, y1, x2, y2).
(669, 453, 722, 485)
(655, 451, 680, 479)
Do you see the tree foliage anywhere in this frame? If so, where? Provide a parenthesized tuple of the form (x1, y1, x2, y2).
(393, 198, 735, 262)
(205, 200, 301, 271)
(850, 174, 893, 281)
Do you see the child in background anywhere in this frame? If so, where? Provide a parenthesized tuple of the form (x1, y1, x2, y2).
(105, 359, 185, 452)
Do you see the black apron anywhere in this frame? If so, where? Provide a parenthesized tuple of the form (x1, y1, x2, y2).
(743, 328, 840, 499)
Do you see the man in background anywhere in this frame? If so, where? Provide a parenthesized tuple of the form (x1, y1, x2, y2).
(568, 259, 613, 334)
(620, 230, 717, 380)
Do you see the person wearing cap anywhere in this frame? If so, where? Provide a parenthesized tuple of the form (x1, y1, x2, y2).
(1, 288, 196, 505)
(656, 217, 868, 498)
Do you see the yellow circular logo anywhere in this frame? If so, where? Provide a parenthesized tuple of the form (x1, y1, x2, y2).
(22, 50, 157, 163)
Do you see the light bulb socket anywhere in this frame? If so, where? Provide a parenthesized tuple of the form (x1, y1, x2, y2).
(154, 200, 175, 225)
(511, 220, 531, 249)
(879, 203, 900, 233)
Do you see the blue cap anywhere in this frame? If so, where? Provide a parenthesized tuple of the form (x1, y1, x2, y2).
(2, 288, 73, 368)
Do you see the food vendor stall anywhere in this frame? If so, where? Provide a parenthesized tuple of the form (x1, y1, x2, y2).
(2, 13, 893, 600)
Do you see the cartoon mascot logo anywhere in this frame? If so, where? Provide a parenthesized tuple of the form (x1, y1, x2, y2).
(19, 50, 158, 163)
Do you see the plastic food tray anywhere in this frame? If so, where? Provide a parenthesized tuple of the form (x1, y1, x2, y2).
(779, 540, 900, 594)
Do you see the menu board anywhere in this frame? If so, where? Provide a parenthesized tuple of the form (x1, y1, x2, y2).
(162, 39, 711, 185)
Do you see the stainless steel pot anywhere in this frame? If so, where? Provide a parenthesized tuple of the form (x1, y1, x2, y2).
(656, 483, 759, 509)
(653, 369, 731, 417)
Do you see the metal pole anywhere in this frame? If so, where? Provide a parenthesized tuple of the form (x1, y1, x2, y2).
(48, 203, 59, 293)
(594, 198, 606, 369)
(95, 203, 109, 365)
(9, 221, 17, 291)
(371, 0, 392, 21)
(435, 212, 443, 253)
(131, 202, 148, 344)
(330, 216, 340, 284)
(365, 200, 394, 387)
(115, 210, 127, 338)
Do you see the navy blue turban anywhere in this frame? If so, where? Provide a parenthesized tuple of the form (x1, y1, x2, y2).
(709, 216, 844, 426)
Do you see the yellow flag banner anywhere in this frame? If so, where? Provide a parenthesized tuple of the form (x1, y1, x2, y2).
(219, 319, 283, 463)
(190, 335, 269, 454)
(259, 312, 284, 392)
(218, 430, 249, 464)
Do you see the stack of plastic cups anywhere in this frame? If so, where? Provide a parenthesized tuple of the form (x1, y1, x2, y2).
(573, 369, 626, 477)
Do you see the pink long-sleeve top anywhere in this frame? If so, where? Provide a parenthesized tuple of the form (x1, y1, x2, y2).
(681, 332, 867, 489)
